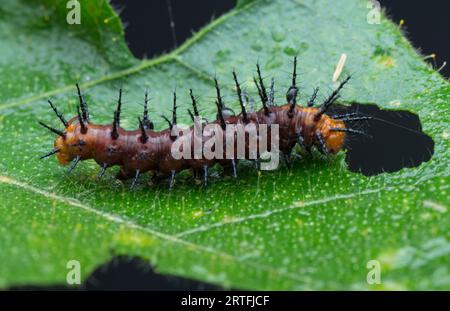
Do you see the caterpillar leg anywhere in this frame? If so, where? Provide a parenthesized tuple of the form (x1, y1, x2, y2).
(316, 132, 330, 155)
(203, 165, 208, 186)
(130, 170, 140, 190)
(231, 159, 237, 178)
(169, 170, 176, 190)
(282, 153, 292, 169)
(67, 155, 81, 175)
(98, 163, 108, 179)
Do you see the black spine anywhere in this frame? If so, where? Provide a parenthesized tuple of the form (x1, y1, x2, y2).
(138, 117, 148, 143)
(76, 83, 89, 122)
(232, 70, 248, 123)
(47, 99, 68, 127)
(315, 75, 351, 120)
(77, 106, 87, 133)
(307, 87, 319, 107)
(143, 90, 154, 130)
(111, 89, 122, 139)
(38, 121, 65, 138)
(287, 56, 299, 115)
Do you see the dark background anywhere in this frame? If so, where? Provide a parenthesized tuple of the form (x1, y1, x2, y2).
(110, 0, 450, 78)
(16, 0, 446, 291)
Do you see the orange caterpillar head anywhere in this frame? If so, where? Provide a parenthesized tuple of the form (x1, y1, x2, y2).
(40, 91, 92, 166)
(312, 111, 369, 154)
(53, 118, 90, 165)
(294, 106, 348, 155)
(315, 116, 347, 154)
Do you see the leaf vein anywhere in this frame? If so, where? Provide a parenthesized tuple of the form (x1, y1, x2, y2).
(175, 187, 389, 238)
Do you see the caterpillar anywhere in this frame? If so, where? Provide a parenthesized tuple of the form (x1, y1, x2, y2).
(39, 57, 370, 189)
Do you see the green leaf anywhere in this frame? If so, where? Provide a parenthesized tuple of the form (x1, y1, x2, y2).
(0, 0, 448, 290)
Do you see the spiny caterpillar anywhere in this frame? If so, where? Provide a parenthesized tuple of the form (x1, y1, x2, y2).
(39, 57, 370, 189)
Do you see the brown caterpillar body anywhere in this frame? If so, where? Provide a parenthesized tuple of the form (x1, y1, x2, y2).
(40, 57, 370, 189)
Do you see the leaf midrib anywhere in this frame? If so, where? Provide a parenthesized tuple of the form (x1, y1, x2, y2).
(0, 0, 261, 111)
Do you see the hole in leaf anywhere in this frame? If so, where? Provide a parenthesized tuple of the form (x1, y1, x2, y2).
(8, 256, 231, 290)
(329, 103, 435, 176)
